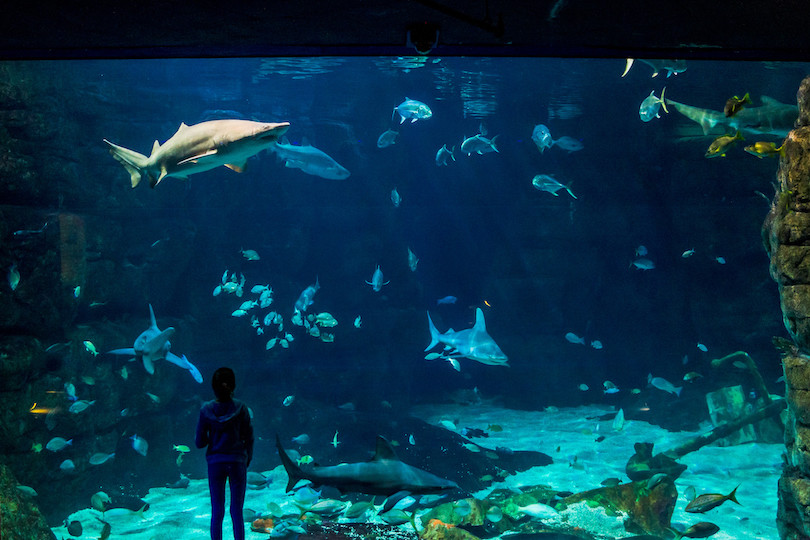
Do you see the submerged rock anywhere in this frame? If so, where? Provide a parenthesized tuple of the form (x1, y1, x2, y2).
(764, 74, 810, 540)
(0, 464, 56, 540)
(560, 476, 677, 536)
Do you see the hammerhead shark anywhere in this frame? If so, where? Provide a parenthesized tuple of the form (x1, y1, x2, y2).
(104, 119, 290, 188)
(276, 435, 460, 496)
(426, 307, 509, 367)
(665, 96, 797, 137)
(107, 305, 202, 383)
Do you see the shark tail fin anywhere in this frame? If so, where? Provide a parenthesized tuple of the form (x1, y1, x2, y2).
(425, 311, 441, 351)
(104, 139, 149, 188)
(276, 435, 306, 492)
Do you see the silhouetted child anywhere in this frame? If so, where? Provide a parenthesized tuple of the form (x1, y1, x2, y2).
(196, 367, 254, 540)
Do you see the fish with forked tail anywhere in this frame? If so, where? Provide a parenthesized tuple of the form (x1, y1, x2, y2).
(685, 485, 740, 513)
(104, 119, 290, 188)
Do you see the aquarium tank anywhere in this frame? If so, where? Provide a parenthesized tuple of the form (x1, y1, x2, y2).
(0, 55, 804, 540)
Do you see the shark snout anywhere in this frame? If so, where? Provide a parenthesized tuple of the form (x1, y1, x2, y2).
(260, 122, 291, 141)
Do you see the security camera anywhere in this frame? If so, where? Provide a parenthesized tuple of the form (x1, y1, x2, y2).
(406, 22, 439, 55)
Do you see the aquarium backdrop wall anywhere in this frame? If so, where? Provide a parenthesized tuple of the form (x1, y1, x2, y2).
(0, 57, 799, 539)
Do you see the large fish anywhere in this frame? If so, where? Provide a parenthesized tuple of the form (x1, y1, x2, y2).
(276, 435, 459, 496)
(106, 305, 202, 383)
(270, 137, 350, 180)
(666, 96, 796, 137)
(425, 308, 509, 367)
(104, 119, 290, 188)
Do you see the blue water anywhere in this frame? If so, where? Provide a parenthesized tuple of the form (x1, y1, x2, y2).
(2, 57, 799, 528)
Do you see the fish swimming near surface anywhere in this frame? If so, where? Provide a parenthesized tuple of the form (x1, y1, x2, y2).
(270, 137, 350, 180)
(425, 308, 509, 367)
(276, 435, 459, 496)
(393, 98, 433, 124)
(104, 119, 290, 188)
(106, 305, 202, 383)
(666, 95, 797, 137)
(622, 58, 687, 78)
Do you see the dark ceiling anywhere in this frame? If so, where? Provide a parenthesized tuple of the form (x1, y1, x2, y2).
(1, 0, 809, 60)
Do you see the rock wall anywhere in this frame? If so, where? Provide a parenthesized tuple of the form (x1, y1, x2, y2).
(764, 75, 810, 540)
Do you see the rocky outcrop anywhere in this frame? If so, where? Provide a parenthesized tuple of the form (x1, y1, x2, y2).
(0, 464, 56, 540)
(764, 75, 810, 539)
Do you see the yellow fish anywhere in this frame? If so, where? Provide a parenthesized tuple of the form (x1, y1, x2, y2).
(724, 92, 752, 117)
(705, 131, 744, 158)
(744, 141, 784, 159)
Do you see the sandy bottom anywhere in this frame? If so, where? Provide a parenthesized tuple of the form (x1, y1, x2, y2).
(51, 403, 781, 540)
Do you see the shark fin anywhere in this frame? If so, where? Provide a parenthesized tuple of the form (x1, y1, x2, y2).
(177, 149, 218, 166)
(372, 436, 399, 461)
(142, 354, 155, 375)
(151, 140, 161, 155)
(177, 122, 189, 132)
(103, 139, 149, 188)
(425, 312, 441, 351)
(225, 161, 247, 173)
(473, 308, 487, 332)
(148, 304, 158, 329)
(106, 348, 136, 357)
(276, 435, 307, 492)
(167, 352, 203, 383)
(155, 167, 169, 187)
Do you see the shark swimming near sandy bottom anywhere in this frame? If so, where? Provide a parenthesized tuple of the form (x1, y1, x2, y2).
(665, 96, 797, 137)
(104, 119, 290, 188)
(276, 435, 460, 496)
(106, 305, 202, 383)
(425, 307, 509, 367)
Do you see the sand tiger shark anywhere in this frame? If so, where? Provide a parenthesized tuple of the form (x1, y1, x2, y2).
(665, 96, 796, 137)
(104, 119, 290, 188)
(276, 435, 460, 496)
(107, 305, 202, 383)
(426, 307, 509, 367)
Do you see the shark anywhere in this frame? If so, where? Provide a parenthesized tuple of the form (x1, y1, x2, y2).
(665, 96, 797, 137)
(276, 435, 460, 496)
(270, 137, 350, 180)
(425, 307, 509, 367)
(107, 305, 202, 383)
(104, 119, 290, 188)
